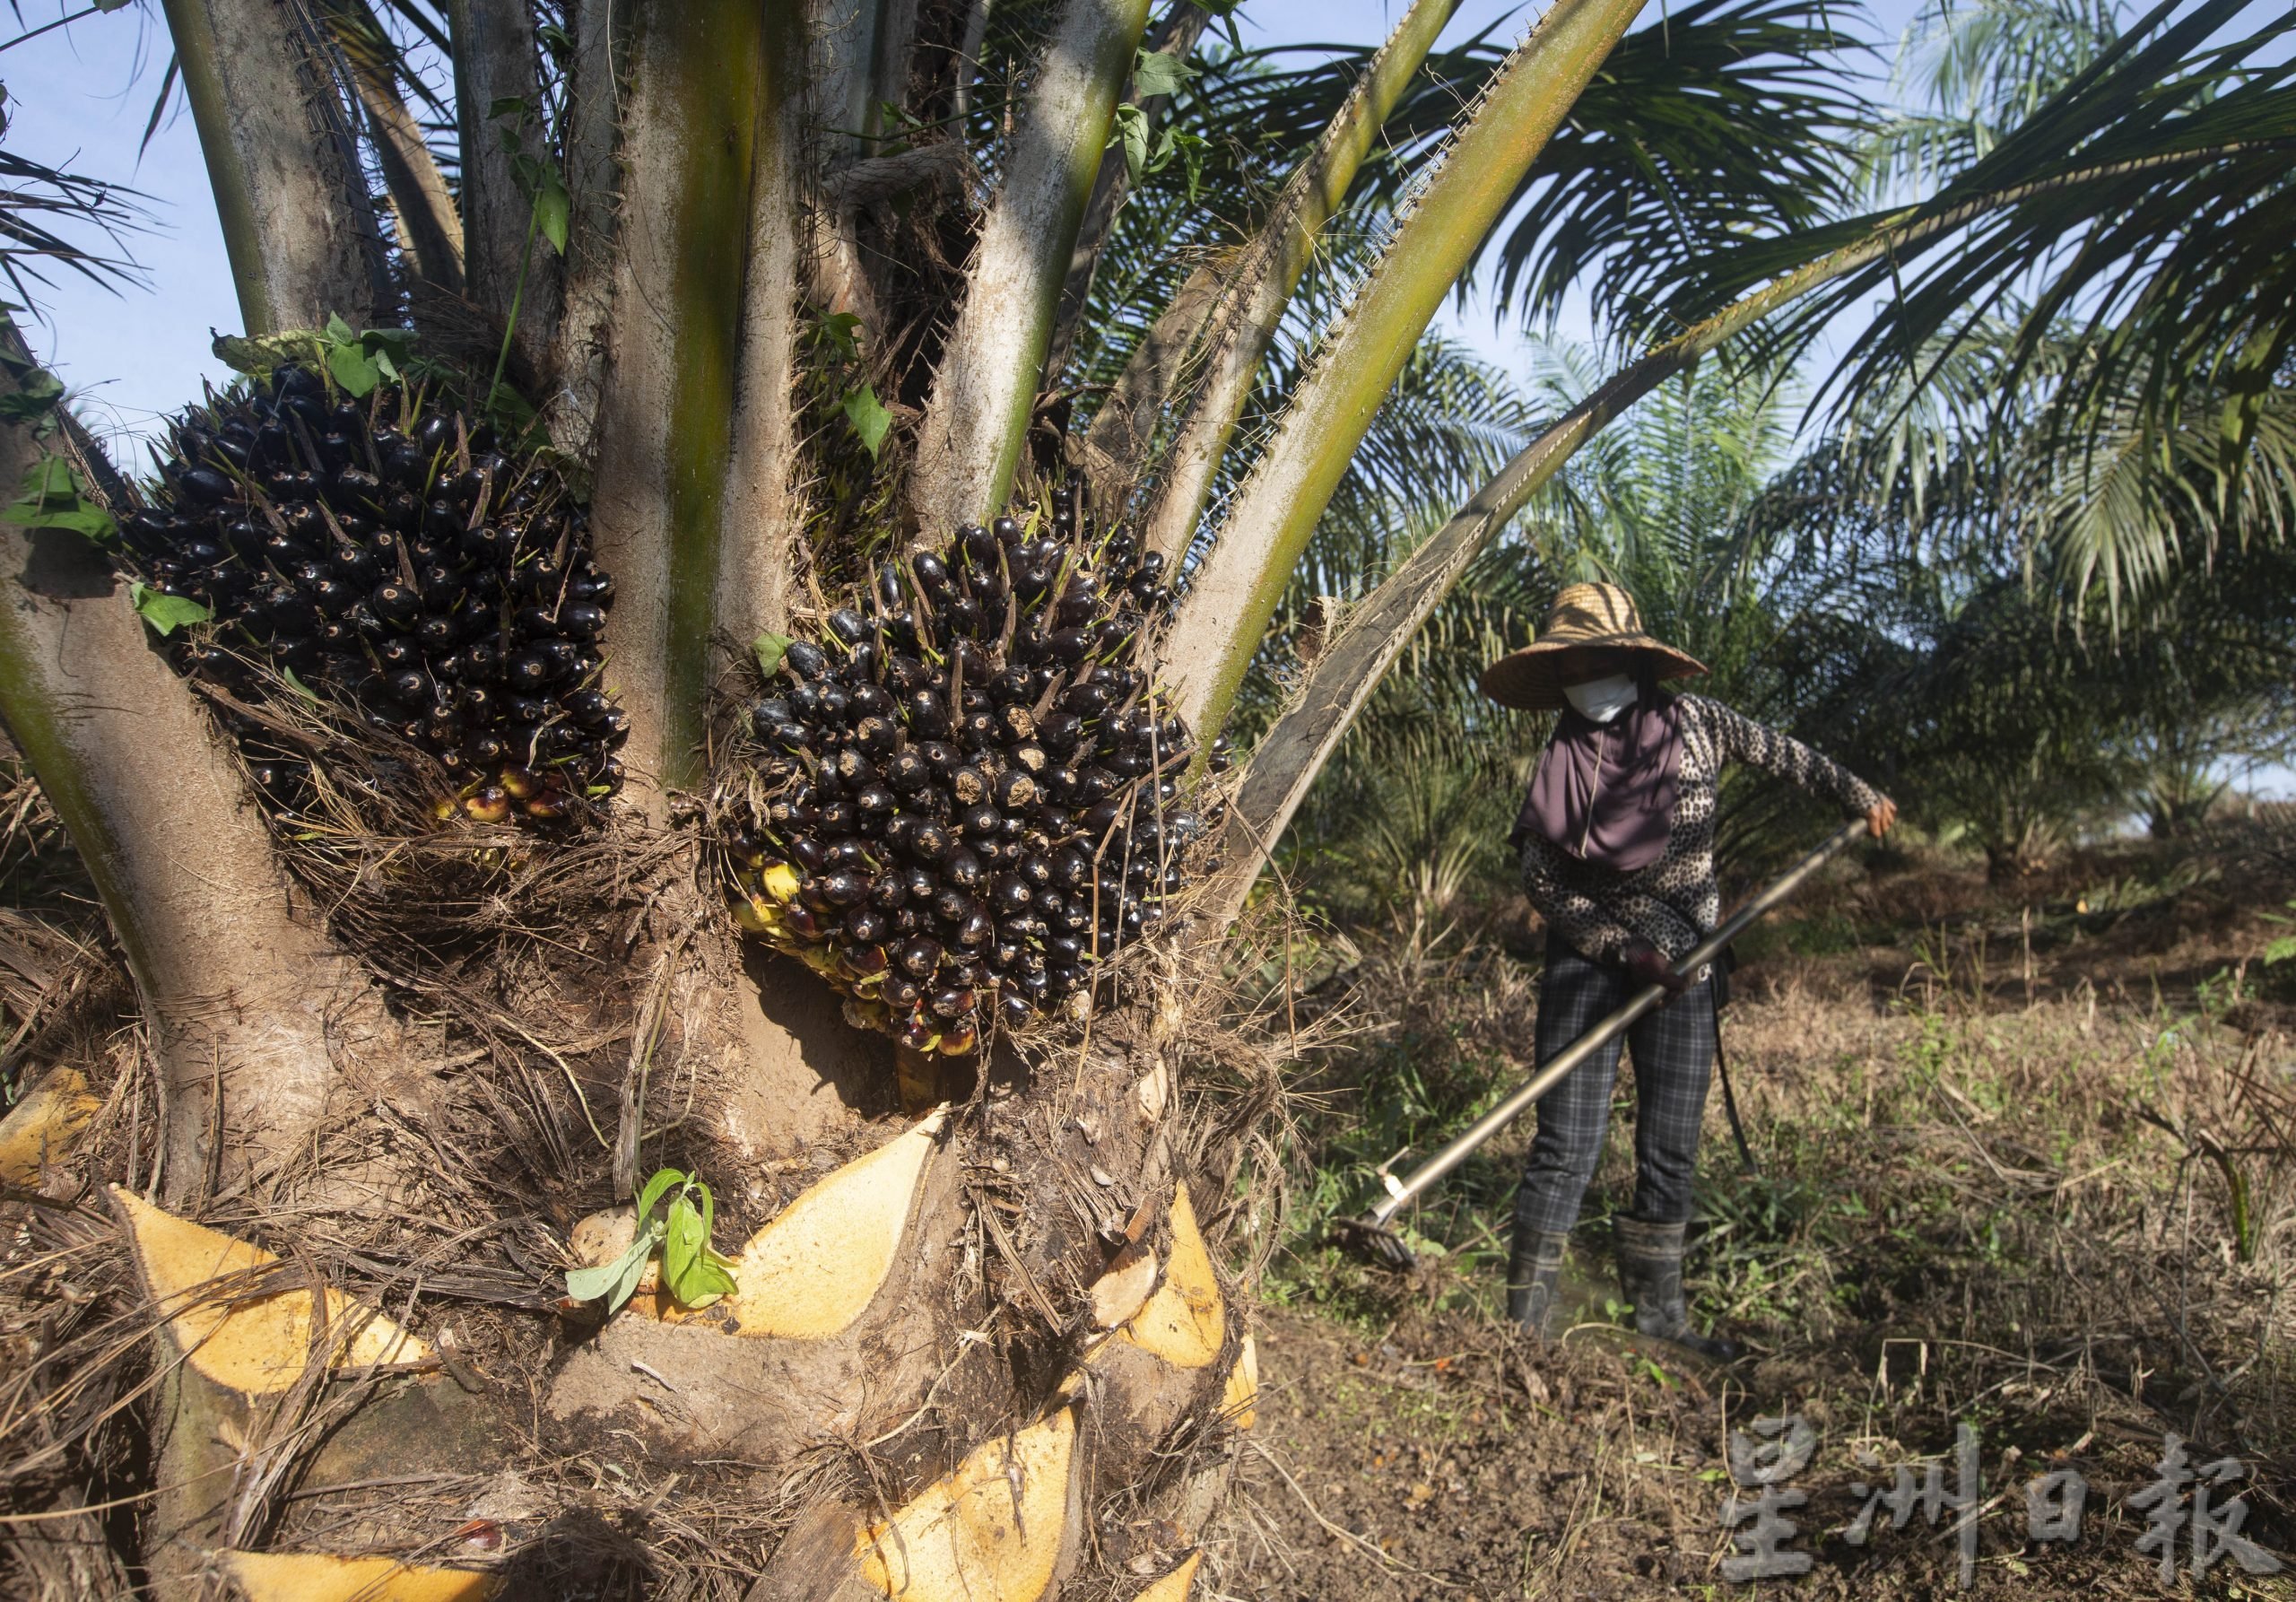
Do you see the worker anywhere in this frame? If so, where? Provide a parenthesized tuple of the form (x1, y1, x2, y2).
(1480, 582, 1895, 1358)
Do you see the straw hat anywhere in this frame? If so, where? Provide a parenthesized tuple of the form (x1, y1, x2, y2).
(1478, 581, 1707, 710)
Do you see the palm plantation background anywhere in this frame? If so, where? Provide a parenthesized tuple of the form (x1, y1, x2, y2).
(0, 0, 2290, 1595)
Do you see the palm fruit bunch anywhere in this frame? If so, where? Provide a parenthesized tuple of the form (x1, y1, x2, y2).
(115, 361, 626, 827)
(725, 485, 1231, 1054)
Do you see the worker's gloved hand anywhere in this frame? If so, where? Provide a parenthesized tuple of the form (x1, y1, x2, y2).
(1621, 937, 1688, 997)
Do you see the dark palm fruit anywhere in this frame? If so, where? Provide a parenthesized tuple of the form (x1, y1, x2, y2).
(908, 821, 951, 863)
(535, 639, 583, 681)
(903, 689, 948, 738)
(383, 668, 430, 705)
(991, 666, 1032, 705)
(729, 499, 1201, 1047)
(566, 688, 615, 728)
(943, 845, 984, 891)
(120, 371, 623, 835)
(371, 582, 421, 625)
(561, 604, 605, 639)
(930, 987, 973, 1022)
(880, 745, 926, 790)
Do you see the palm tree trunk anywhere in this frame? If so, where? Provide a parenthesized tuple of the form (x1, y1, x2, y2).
(161, 0, 391, 331)
(0, 330, 414, 1197)
(585, 3, 770, 802)
(448, 0, 560, 371)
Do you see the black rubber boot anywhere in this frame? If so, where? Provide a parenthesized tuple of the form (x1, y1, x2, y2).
(1613, 1216, 1741, 1362)
(1505, 1228, 1570, 1338)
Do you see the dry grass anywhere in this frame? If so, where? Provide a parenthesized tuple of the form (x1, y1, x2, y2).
(1213, 836, 2296, 1598)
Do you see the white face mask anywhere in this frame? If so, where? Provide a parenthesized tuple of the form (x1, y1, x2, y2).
(1562, 672, 1638, 724)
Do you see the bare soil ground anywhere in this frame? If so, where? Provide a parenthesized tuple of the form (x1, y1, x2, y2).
(1206, 835, 2296, 1599)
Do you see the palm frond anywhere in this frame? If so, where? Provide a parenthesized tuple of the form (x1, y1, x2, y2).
(0, 92, 146, 312)
(1193, 0, 1876, 343)
(1665, 0, 2296, 487)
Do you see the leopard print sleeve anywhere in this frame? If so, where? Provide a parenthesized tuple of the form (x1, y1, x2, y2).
(1681, 696, 1883, 815)
(1520, 831, 1636, 960)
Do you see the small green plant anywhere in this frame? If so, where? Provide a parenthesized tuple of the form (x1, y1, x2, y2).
(2264, 899, 2296, 967)
(565, 1167, 739, 1315)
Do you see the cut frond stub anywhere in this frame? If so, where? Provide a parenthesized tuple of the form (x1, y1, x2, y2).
(0, 1067, 99, 1187)
(109, 1186, 430, 1396)
(855, 1406, 1077, 1601)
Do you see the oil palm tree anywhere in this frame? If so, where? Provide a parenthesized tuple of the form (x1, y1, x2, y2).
(0, 0, 2290, 1594)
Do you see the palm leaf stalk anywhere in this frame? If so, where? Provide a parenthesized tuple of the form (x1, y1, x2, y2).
(1159, 0, 1659, 739)
(908, 0, 1156, 527)
(324, 0, 466, 292)
(1039, 0, 1214, 389)
(446, 0, 552, 355)
(1084, 0, 1467, 537)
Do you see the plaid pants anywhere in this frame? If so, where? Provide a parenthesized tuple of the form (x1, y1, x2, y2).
(1512, 932, 1717, 1236)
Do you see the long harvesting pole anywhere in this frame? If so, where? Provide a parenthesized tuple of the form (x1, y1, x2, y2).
(1348, 818, 1869, 1258)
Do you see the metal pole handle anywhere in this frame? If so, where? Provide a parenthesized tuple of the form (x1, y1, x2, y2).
(1366, 816, 1871, 1230)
